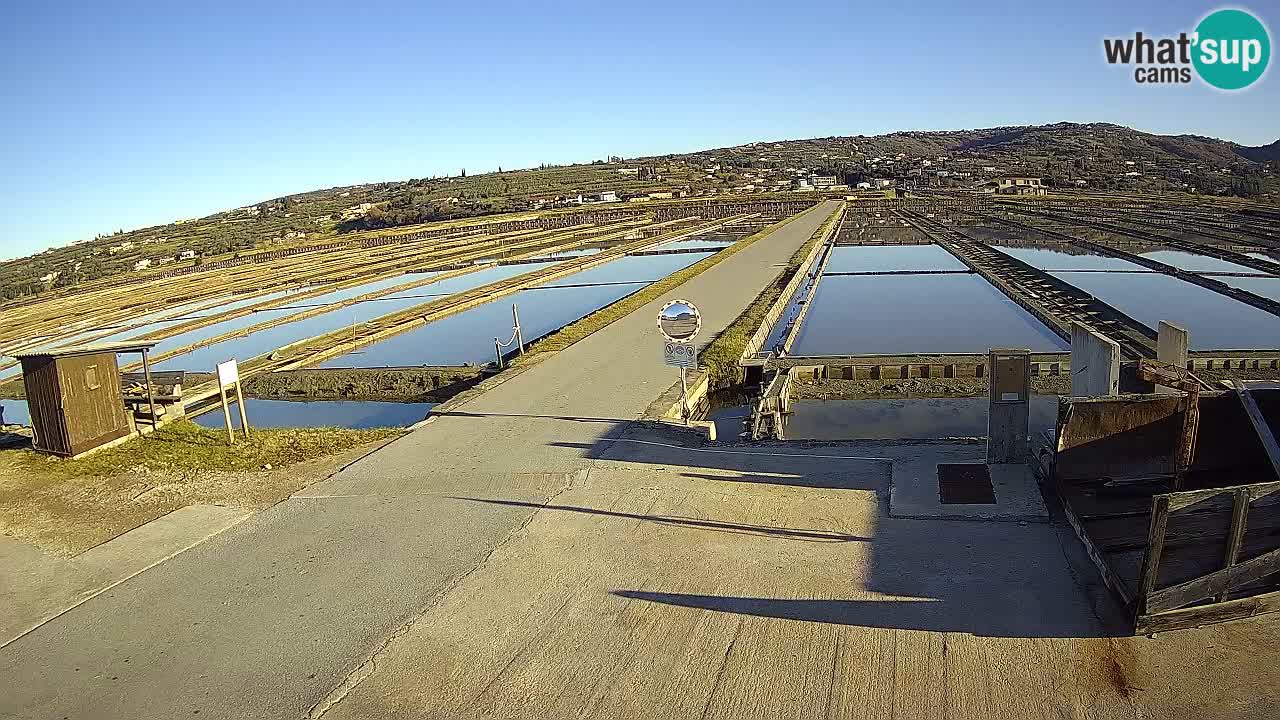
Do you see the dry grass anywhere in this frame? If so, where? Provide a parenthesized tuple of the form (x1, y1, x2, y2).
(8, 420, 399, 480)
(0, 421, 399, 554)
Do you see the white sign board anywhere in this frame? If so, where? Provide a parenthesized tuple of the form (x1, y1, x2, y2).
(216, 359, 239, 388)
(663, 341, 698, 368)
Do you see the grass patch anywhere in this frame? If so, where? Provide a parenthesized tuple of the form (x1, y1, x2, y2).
(513, 205, 820, 360)
(699, 203, 842, 385)
(9, 420, 399, 479)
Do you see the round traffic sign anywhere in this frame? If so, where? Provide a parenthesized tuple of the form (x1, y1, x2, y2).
(657, 299, 701, 342)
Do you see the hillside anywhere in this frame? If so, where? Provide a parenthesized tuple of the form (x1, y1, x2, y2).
(2, 122, 1277, 303)
(673, 122, 1275, 168)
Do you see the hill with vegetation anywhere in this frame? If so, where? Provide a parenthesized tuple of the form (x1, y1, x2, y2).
(2, 122, 1276, 303)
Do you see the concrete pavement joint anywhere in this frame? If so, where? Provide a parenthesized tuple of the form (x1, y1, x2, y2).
(307, 468, 590, 719)
(824, 629, 842, 719)
(607, 437, 896, 462)
(0, 511, 252, 651)
(700, 617, 745, 720)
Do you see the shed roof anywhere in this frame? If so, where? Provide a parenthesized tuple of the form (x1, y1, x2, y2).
(13, 341, 158, 360)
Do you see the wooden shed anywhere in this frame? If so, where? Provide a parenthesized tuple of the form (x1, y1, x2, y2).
(13, 342, 158, 458)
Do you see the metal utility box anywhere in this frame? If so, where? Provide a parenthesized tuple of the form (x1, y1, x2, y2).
(14, 342, 157, 458)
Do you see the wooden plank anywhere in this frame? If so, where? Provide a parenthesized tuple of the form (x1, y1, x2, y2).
(1216, 488, 1250, 603)
(1146, 545, 1280, 614)
(1136, 588, 1280, 634)
(1135, 495, 1170, 617)
(1174, 391, 1200, 491)
(1167, 480, 1280, 511)
(1108, 528, 1280, 592)
(1086, 497, 1280, 553)
(1235, 383, 1280, 481)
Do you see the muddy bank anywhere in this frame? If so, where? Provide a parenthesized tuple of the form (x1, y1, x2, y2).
(1, 366, 486, 403)
(792, 374, 1072, 400)
(241, 367, 486, 403)
(792, 363, 1279, 401)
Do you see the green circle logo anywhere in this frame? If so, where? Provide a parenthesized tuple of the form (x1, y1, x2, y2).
(1192, 9, 1271, 90)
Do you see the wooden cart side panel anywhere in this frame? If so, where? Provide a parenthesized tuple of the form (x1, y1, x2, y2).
(1055, 392, 1273, 484)
(1134, 481, 1280, 630)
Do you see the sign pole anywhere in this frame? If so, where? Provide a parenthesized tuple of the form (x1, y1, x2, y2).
(234, 379, 250, 438)
(513, 304, 524, 355)
(219, 385, 234, 445)
(679, 366, 689, 424)
(141, 348, 159, 430)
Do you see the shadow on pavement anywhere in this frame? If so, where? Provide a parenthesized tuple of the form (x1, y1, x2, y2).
(434, 410, 628, 424)
(448, 496, 870, 543)
(448, 421, 1113, 639)
(678, 471, 879, 491)
(609, 589, 1108, 638)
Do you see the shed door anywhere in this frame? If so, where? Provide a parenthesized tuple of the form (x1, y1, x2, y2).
(59, 354, 129, 451)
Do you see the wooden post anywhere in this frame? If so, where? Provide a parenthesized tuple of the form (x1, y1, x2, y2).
(219, 384, 234, 445)
(512, 304, 524, 355)
(1136, 494, 1171, 619)
(234, 380, 250, 439)
(1174, 389, 1200, 491)
(141, 348, 159, 430)
(1216, 489, 1250, 603)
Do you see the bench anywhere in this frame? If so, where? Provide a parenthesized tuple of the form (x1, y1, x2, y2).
(121, 371, 185, 404)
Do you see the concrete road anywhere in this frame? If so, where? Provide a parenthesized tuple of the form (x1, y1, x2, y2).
(318, 440, 1128, 720)
(317, 435, 1280, 720)
(0, 202, 841, 720)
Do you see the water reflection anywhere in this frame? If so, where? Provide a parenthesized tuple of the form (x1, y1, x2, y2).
(1050, 271, 1280, 349)
(320, 252, 711, 367)
(993, 246, 1144, 272)
(193, 398, 433, 430)
(824, 245, 966, 273)
(791, 274, 1068, 355)
(153, 266, 534, 371)
(0, 398, 29, 426)
(1217, 276, 1280, 303)
(1139, 250, 1262, 274)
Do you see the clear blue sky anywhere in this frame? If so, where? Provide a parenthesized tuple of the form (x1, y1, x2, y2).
(2, 0, 1276, 259)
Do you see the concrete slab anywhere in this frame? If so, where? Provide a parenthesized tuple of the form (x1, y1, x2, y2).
(0, 504, 250, 648)
(887, 444, 1048, 522)
(314, 455, 1113, 720)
